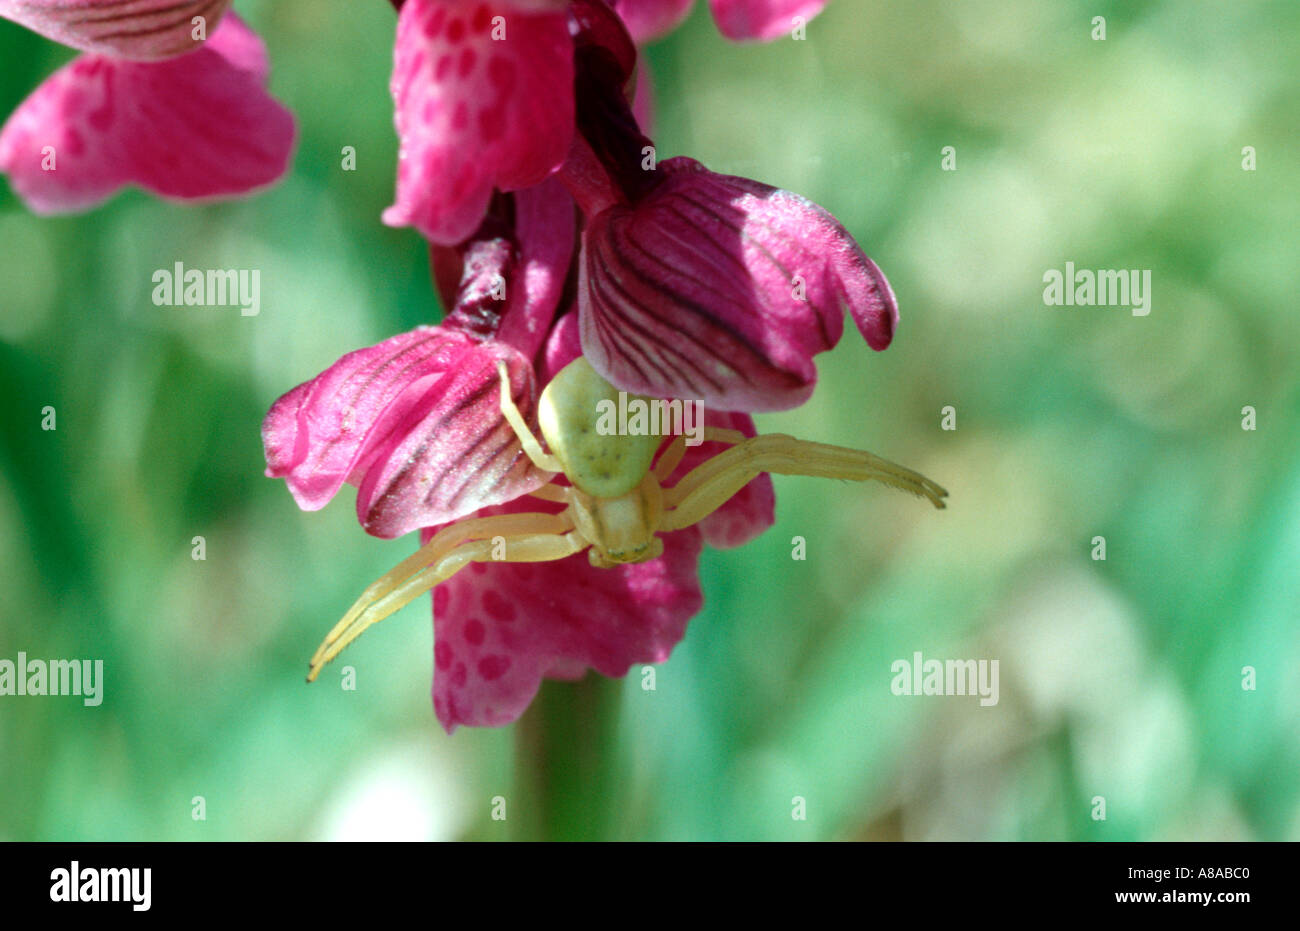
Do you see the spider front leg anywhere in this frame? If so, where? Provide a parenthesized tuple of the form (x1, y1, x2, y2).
(496, 360, 563, 474)
(653, 426, 748, 481)
(306, 511, 588, 681)
(660, 433, 947, 532)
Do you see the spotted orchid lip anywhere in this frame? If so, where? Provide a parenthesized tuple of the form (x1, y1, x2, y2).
(0, 13, 294, 213)
(418, 394, 773, 733)
(421, 494, 704, 732)
(0, 0, 235, 60)
(382, 0, 575, 246)
(577, 156, 899, 412)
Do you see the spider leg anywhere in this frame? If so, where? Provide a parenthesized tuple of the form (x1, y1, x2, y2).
(653, 426, 747, 482)
(496, 360, 563, 474)
(661, 433, 947, 532)
(527, 483, 571, 504)
(653, 437, 688, 482)
(703, 426, 747, 446)
(307, 511, 582, 681)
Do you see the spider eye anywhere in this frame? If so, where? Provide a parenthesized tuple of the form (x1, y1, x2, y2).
(592, 536, 662, 567)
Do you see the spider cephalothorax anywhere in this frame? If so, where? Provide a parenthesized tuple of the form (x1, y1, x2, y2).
(306, 357, 946, 681)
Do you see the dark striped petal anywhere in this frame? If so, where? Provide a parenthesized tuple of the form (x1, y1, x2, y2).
(579, 156, 898, 412)
(0, 0, 233, 60)
(263, 326, 548, 540)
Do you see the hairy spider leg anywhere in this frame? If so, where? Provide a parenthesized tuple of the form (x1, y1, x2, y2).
(496, 360, 563, 473)
(306, 511, 581, 681)
(653, 427, 747, 482)
(527, 484, 571, 504)
(661, 433, 948, 532)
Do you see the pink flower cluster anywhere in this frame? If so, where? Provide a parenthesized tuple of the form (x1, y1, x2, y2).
(265, 0, 904, 732)
(4, 1, 904, 733)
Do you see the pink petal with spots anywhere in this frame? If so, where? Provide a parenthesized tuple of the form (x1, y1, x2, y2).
(708, 0, 828, 41)
(263, 326, 549, 539)
(0, 14, 294, 213)
(423, 499, 703, 731)
(610, 0, 693, 43)
(0, 0, 233, 60)
(579, 156, 898, 412)
(383, 0, 575, 245)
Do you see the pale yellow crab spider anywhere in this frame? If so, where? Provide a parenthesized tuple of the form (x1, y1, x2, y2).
(305, 357, 947, 681)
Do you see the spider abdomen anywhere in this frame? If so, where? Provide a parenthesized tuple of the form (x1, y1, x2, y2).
(537, 357, 662, 498)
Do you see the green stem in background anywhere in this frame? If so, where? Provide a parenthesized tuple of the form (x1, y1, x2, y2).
(512, 674, 624, 841)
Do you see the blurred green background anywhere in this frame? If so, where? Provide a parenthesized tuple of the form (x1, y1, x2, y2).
(1, 0, 1297, 841)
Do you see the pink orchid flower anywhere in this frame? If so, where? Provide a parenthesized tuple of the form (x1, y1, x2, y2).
(386, 0, 893, 412)
(423, 313, 773, 731)
(380, 0, 827, 245)
(266, 308, 773, 733)
(611, 0, 829, 43)
(556, 0, 898, 412)
(264, 179, 575, 540)
(0, 2, 295, 213)
(263, 0, 916, 733)
(264, 178, 775, 731)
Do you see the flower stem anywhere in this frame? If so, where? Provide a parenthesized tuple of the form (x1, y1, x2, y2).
(512, 674, 624, 841)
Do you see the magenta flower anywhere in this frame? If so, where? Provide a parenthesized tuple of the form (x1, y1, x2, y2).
(0, 0, 234, 59)
(0, 4, 295, 213)
(379, 0, 836, 244)
(264, 179, 575, 539)
(260, 0, 942, 736)
(576, 156, 897, 411)
(379, 0, 834, 245)
(263, 169, 784, 730)
(422, 310, 774, 730)
(267, 290, 775, 731)
(612, 0, 829, 43)
(555, 1, 898, 412)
